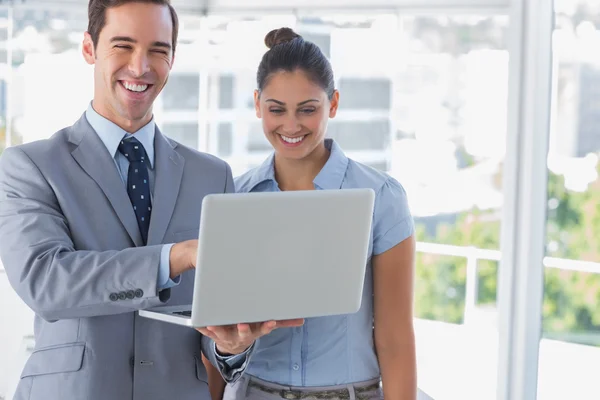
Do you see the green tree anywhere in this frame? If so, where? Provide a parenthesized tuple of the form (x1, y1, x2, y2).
(414, 209, 500, 324)
(414, 158, 600, 345)
(543, 161, 600, 343)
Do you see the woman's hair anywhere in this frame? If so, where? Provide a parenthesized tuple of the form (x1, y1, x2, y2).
(257, 27, 335, 99)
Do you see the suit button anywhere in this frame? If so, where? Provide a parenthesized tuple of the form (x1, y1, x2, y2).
(126, 290, 135, 300)
(109, 293, 118, 301)
(118, 292, 127, 300)
(135, 289, 144, 298)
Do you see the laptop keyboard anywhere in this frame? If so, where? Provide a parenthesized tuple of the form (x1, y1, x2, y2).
(173, 310, 192, 317)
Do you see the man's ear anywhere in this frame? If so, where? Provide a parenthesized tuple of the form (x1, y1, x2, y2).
(82, 32, 96, 65)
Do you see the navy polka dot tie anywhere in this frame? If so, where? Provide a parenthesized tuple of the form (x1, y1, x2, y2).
(118, 137, 152, 244)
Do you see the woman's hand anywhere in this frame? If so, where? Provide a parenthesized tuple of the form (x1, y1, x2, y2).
(197, 319, 304, 355)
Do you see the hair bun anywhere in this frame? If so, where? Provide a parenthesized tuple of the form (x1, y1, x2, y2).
(264, 27, 301, 49)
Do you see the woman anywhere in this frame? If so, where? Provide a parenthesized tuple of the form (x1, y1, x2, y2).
(210, 27, 417, 400)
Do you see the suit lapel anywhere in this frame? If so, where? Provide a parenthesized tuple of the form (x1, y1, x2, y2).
(147, 127, 185, 246)
(69, 114, 144, 247)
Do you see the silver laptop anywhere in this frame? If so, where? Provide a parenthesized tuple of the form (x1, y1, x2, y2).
(138, 188, 375, 328)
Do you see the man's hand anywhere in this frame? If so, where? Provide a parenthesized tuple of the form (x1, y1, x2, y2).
(169, 240, 197, 279)
(197, 319, 304, 355)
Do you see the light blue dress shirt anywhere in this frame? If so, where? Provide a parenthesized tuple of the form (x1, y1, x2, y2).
(85, 104, 178, 291)
(235, 139, 415, 386)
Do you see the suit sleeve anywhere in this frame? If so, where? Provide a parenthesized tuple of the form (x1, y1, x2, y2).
(224, 162, 235, 194)
(0, 146, 168, 322)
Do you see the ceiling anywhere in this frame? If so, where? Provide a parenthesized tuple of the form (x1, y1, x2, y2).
(0, 0, 510, 14)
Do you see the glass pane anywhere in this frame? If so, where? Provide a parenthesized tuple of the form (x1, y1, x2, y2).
(162, 123, 199, 149)
(11, 7, 90, 145)
(415, 254, 468, 324)
(539, 1, 600, 398)
(337, 77, 392, 109)
(161, 74, 200, 110)
(218, 75, 235, 109)
(364, 161, 388, 171)
(217, 122, 233, 156)
(247, 121, 272, 152)
(397, 15, 507, 399)
(327, 120, 391, 150)
(300, 31, 331, 58)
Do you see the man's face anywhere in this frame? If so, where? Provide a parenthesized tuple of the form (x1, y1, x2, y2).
(82, 2, 174, 132)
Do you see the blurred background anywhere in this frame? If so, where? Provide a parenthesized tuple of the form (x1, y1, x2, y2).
(0, 0, 599, 399)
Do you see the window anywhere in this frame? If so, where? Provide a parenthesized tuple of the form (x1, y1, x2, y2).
(161, 74, 200, 110)
(538, 1, 600, 398)
(217, 122, 234, 157)
(337, 78, 391, 109)
(218, 75, 235, 109)
(327, 120, 391, 150)
(162, 123, 199, 149)
(247, 121, 271, 152)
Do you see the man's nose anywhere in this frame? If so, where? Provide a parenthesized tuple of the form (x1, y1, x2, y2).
(128, 51, 150, 77)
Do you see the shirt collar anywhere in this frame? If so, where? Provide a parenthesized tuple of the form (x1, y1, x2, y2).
(85, 102, 156, 169)
(245, 151, 277, 191)
(313, 139, 349, 190)
(246, 138, 348, 191)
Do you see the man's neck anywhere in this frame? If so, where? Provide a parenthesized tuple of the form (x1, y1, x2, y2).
(91, 100, 152, 134)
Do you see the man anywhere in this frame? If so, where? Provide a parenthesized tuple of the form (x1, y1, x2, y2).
(0, 1, 300, 399)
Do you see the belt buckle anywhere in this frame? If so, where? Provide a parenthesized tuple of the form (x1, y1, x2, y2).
(281, 390, 302, 400)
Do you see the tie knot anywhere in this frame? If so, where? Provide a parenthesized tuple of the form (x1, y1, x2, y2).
(118, 138, 147, 162)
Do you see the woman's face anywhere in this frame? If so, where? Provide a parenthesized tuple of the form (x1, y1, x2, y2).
(254, 69, 339, 161)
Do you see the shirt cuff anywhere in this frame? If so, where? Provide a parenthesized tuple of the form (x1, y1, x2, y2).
(213, 340, 256, 381)
(158, 244, 181, 290)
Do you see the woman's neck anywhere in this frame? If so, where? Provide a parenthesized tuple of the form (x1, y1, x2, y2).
(274, 143, 330, 191)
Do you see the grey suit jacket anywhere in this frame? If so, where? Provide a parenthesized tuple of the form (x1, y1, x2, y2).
(0, 114, 235, 400)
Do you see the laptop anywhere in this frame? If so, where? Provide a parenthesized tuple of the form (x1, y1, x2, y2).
(138, 188, 375, 328)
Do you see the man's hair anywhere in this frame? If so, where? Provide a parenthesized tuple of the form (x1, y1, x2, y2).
(87, 0, 179, 53)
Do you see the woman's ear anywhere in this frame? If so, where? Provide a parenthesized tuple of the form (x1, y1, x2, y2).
(329, 90, 339, 118)
(254, 90, 262, 118)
